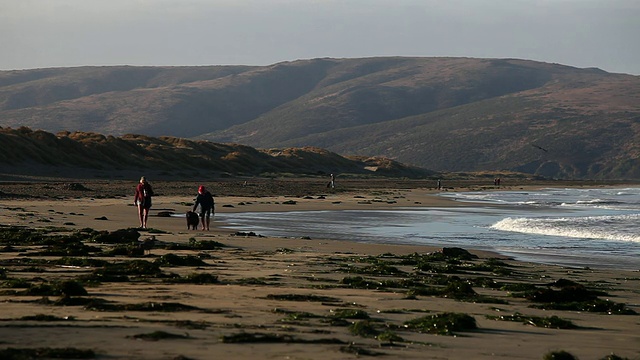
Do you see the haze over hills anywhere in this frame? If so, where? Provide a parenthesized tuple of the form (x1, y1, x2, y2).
(0, 57, 638, 179)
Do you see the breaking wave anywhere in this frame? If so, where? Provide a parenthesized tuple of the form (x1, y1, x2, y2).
(490, 214, 640, 243)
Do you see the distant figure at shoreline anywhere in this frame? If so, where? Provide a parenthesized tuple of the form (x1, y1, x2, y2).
(193, 185, 215, 231)
(437, 179, 442, 190)
(134, 176, 154, 229)
(329, 173, 336, 189)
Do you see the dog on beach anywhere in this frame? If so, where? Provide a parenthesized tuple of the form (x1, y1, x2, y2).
(186, 211, 199, 230)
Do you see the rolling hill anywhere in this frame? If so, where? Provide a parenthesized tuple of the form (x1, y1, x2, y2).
(1, 57, 638, 179)
(0, 127, 431, 179)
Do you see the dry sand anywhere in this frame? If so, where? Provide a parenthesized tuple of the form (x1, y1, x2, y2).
(0, 183, 639, 360)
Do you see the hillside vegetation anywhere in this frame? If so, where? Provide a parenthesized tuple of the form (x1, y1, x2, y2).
(1, 57, 639, 179)
(0, 127, 431, 179)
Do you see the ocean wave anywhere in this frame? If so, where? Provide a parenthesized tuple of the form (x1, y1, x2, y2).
(490, 214, 640, 243)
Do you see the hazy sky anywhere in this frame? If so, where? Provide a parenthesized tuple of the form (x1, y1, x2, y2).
(1, 0, 639, 74)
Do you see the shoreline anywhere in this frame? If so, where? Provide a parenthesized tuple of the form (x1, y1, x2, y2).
(2, 185, 637, 270)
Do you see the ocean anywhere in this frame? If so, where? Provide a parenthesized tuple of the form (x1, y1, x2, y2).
(217, 187, 640, 270)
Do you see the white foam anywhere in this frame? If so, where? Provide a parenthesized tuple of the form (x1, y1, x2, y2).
(490, 214, 640, 243)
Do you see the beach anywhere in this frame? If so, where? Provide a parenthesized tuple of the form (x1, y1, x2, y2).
(0, 179, 639, 359)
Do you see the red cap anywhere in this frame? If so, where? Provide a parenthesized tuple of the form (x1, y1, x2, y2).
(198, 185, 205, 194)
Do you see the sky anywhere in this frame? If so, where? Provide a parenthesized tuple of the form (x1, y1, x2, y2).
(1, 0, 639, 75)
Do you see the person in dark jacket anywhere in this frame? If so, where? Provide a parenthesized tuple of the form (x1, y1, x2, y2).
(193, 185, 214, 231)
(134, 176, 154, 229)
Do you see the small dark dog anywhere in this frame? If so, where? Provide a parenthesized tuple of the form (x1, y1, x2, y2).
(186, 211, 199, 230)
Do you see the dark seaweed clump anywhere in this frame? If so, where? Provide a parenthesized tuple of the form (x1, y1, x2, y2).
(81, 260, 167, 283)
(266, 294, 342, 303)
(154, 254, 208, 267)
(598, 355, 631, 360)
(21, 280, 88, 297)
(340, 343, 384, 356)
(165, 238, 226, 250)
(3, 280, 88, 297)
(0, 347, 95, 359)
(128, 331, 191, 341)
(486, 312, 579, 329)
(518, 279, 637, 315)
(407, 278, 508, 304)
(404, 312, 477, 336)
(337, 249, 514, 304)
(331, 308, 370, 320)
(543, 350, 578, 360)
(348, 320, 379, 337)
(220, 332, 346, 344)
(86, 301, 201, 312)
(20, 314, 75, 321)
(169, 273, 219, 284)
(88, 228, 140, 244)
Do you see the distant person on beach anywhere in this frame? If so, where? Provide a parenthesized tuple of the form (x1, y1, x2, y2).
(437, 179, 442, 190)
(193, 185, 215, 231)
(329, 173, 336, 188)
(134, 176, 154, 229)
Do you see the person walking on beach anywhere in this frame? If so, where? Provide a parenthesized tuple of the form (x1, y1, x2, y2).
(193, 185, 215, 231)
(134, 176, 154, 229)
(329, 173, 336, 189)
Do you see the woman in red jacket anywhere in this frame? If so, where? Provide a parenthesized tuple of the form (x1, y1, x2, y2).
(134, 176, 154, 229)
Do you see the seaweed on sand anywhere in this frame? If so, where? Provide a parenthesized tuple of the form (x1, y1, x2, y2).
(233, 277, 271, 285)
(530, 298, 637, 314)
(128, 331, 191, 341)
(53, 296, 110, 307)
(407, 279, 508, 304)
(220, 332, 347, 344)
(340, 276, 385, 290)
(0, 347, 95, 359)
(20, 314, 75, 321)
(598, 355, 631, 360)
(53, 257, 109, 267)
(81, 260, 168, 283)
(85, 301, 201, 312)
(276, 310, 323, 322)
(340, 262, 406, 276)
(349, 320, 379, 337)
(265, 294, 342, 303)
(404, 312, 478, 336)
(339, 344, 384, 356)
(1, 278, 31, 289)
(376, 330, 404, 344)
(21, 280, 88, 297)
(0, 226, 49, 245)
(165, 238, 226, 251)
(518, 278, 637, 314)
(17, 230, 103, 256)
(106, 244, 145, 257)
(525, 280, 600, 303)
(543, 350, 578, 360)
(462, 258, 514, 275)
(485, 312, 579, 329)
(88, 228, 140, 244)
(168, 273, 219, 284)
(154, 254, 208, 267)
(399, 248, 479, 265)
(330, 308, 371, 320)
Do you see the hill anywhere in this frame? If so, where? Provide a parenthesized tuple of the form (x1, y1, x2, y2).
(0, 127, 432, 180)
(1, 57, 638, 179)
